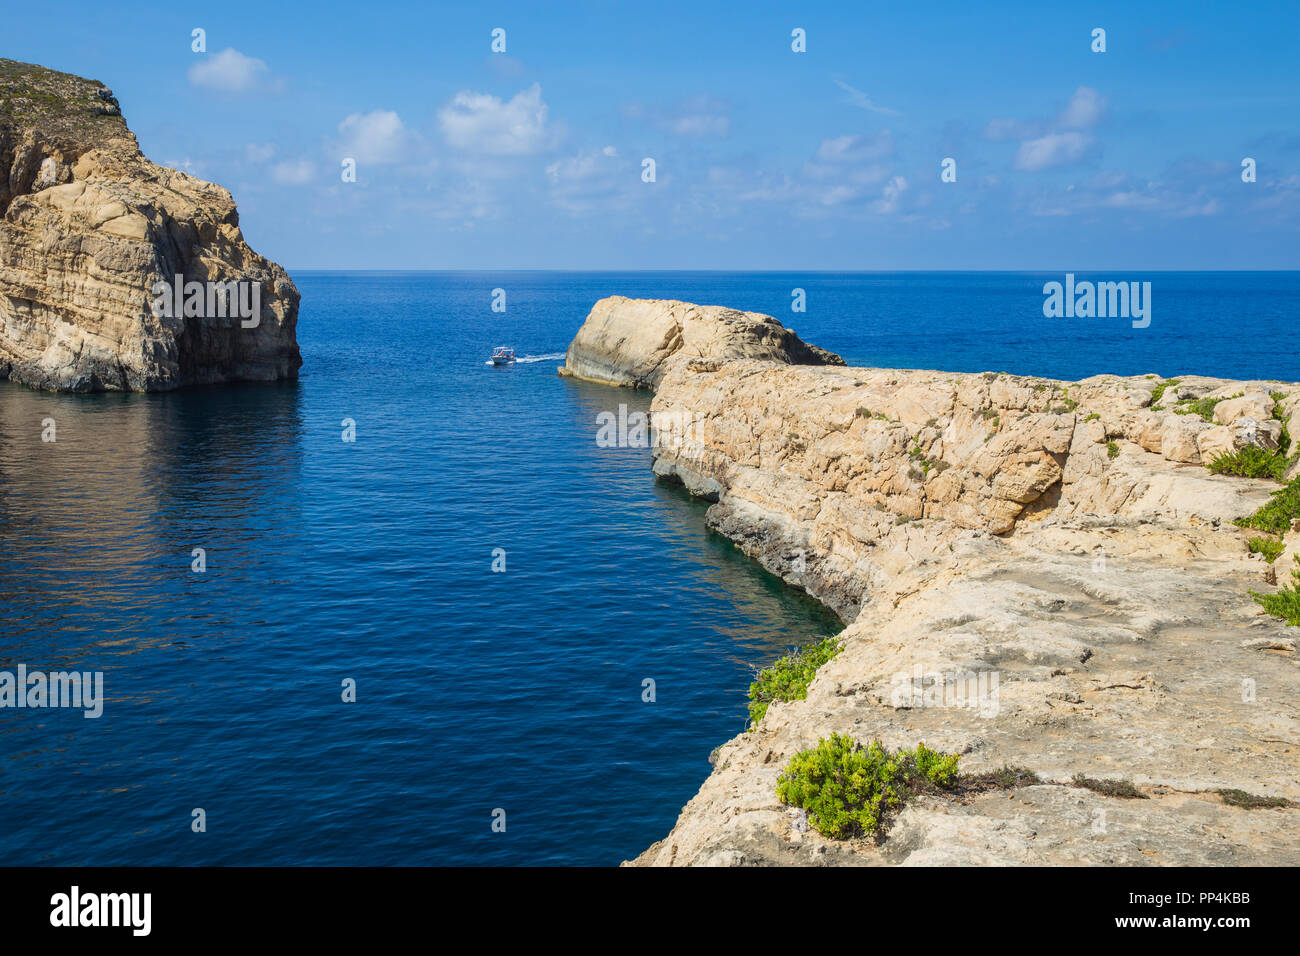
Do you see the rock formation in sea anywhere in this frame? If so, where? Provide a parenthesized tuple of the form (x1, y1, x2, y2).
(558, 295, 844, 389)
(0, 59, 300, 392)
(562, 296, 1300, 866)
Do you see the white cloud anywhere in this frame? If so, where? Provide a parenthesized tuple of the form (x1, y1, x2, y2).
(801, 133, 895, 204)
(336, 110, 411, 165)
(546, 146, 618, 183)
(188, 48, 273, 94)
(1058, 87, 1106, 129)
(1088, 169, 1129, 189)
(545, 146, 631, 214)
(814, 132, 894, 164)
(984, 117, 1038, 142)
(1178, 198, 1221, 216)
(618, 96, 731, 138)
(163, 158, 204, 176)
(665, 96, 730, 137)
(271, 159, 315, 185)
(438, 83, 553, 155)
(986, 87, 1106, 168)
(1015, 131, 1092, 171)
(833, 78, 900, 116)
(873, 175, 908, 214)
(1100, 190, 1160, 209)
(245, 143, 276, 164)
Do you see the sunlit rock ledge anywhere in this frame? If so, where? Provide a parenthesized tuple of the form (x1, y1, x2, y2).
(0, 59, 300, 392)
(561, 296, 1300, 866)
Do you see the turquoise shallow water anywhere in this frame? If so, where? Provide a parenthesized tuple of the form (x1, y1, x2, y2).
(0, 271, 1295, 865)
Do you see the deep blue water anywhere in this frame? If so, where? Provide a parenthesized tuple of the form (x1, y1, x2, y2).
(0, 271, 1296, 866)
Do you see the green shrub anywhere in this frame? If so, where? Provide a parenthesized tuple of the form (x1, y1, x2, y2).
(747, 636, 841, 725)
(1174, 393, 1239, 422)
(1149, 378, 1181, 405)
(776, 735, 960, 838)
(1270, 393, 1292, 457)
(1236, 477, 1300, 535)
(1084, 412, 1100, 422)
(1250, 555, 1300, 626)
(1248, 536, 1286, 563)
(1207, 446, 1289, 480)
(1106, 440, 1120, 459)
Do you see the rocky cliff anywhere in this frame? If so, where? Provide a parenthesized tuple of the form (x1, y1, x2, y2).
(561, 297, 1300, 866)
(0, 59, 300, 391)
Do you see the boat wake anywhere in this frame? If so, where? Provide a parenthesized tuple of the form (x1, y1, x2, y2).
(484, 352, 565, 366)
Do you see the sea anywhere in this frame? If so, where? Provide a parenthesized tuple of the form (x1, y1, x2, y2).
(1, 271, 1296, 865)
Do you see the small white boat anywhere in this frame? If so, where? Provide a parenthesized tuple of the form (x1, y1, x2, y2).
(490, 346, 516, 365)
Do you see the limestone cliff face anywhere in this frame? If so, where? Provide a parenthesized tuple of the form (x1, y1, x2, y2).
(0, 59, 300, 391)
(560, 298, 1300, 866)
(652, 363, 1300, 622)
(559, 296, 844, 389)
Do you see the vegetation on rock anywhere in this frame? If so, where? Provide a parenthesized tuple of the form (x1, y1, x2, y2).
(1217, 788, 1292, 809)
(1149, 378, 1181, 408)
(1248, 536, 1286, 563)
(1207, 446, 1290, 479)
(1251, 555, 1300, 626)
(1071, 773, 1147, 799)
(1172, 393, 1240, 422)
(1236, 477, 1300, 535)
(776, 735, 960, 838)
(747, 636, 841, 726)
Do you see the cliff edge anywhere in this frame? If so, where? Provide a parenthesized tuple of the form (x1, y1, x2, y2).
(0, 59, 300, 391)
(560, 296, 1300, 866)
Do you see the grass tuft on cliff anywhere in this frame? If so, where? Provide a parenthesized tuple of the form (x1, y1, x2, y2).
(747, 636, 840, 726)
(962, 765, 1043, 790)
(1148, 378, 1181, 408)
(1250, 554, 1300, 626)
(1235, 476, 1300, 534)
(1217, 788, 1293, 810)
(776, 735, 959, 839)
(1071, 773, 1147, 799)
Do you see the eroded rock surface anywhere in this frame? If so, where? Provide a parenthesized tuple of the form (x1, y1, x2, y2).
(559, 297, 1300, 865)
(0, 59, 300, 391)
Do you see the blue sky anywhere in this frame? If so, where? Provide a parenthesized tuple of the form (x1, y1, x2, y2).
(8, 1, 1299, 269)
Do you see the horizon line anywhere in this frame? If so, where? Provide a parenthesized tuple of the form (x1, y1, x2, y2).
(284, 267, 1300, 274)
